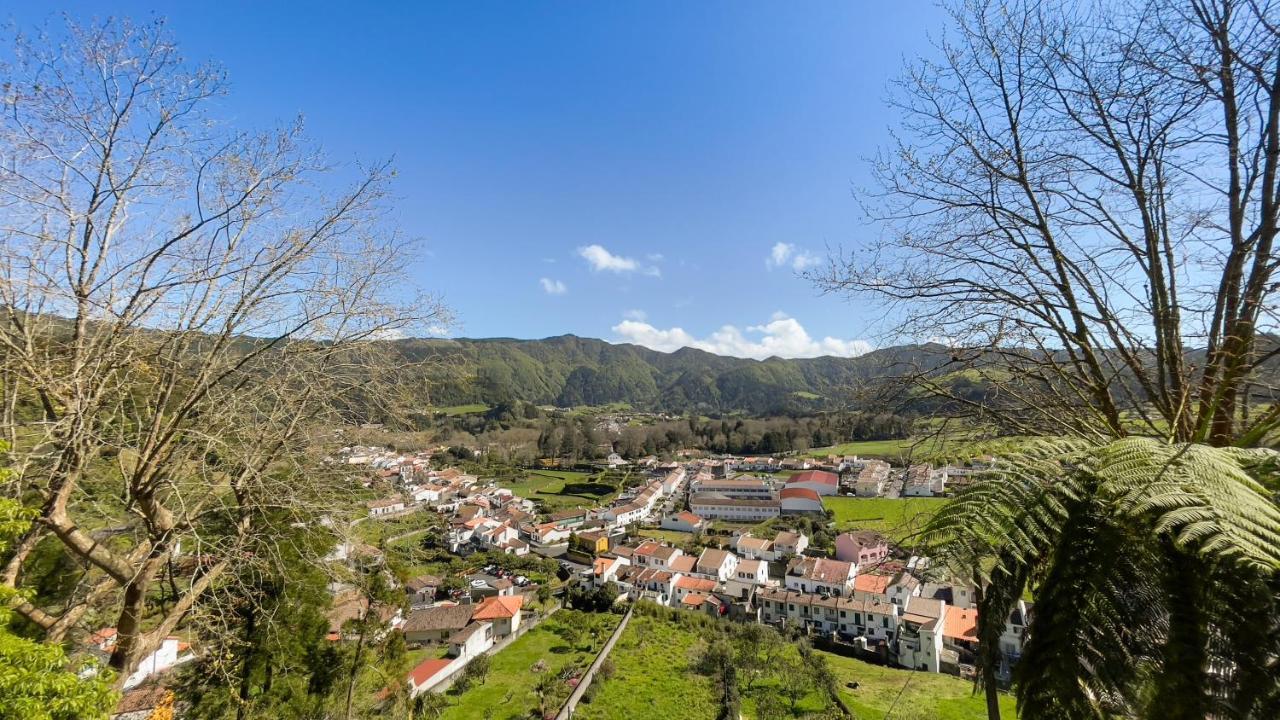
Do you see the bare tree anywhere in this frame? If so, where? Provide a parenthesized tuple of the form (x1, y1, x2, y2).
(0, 17, 447, 687)
(815, 0, 1280, 448)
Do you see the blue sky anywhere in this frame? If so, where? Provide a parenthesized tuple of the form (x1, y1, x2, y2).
(10, 2, 949, 358)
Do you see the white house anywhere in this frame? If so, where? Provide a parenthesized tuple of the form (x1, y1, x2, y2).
(772, 531, 809, 558)
(633, 541, 684, 570)
(367, 497, 406, 517)
(695, 548, 739, 582)
(660, 511, 708, 533)
(733, 558, 770, 585)
(447, 621, 494, 660)
(784, 557, 857, 597)
(89, 630, 192, 690)
(733, 534, 776, 561)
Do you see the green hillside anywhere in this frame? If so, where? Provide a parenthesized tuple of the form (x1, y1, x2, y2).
(394, 335, 955, 415)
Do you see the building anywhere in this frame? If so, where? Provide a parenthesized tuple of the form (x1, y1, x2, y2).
(573, 529, 611, 555)
(470, 595, 524, 638)
(592, 555, 629, 586)
(402, 604, 476, 645)
(758, 588, 900, 640)
(633, 541, 684, 570)
(772, 531, 809, 558)
(733, 558, 770, 586)
(834, 531, 890, 567)
(733, 534, 776, 561)
(405, 575, 442, 605)
(447, 621, 494, 660)
(897, 597, 947, 672)
(785, 557, 857, 597)
(690, 477, 778, 500)
(406, 657, 456, 698)
(903, 464, 947, 497)
(660, 511, 708, 533)
(784, 470, 840, 496)
(367, 497, 406, 517)
(695, 548, 740, 582)
(672, 575, 719, 605)
(689, 494, 781, 522)
(854, 461, 892, 497)
(779, 487, 825, 514)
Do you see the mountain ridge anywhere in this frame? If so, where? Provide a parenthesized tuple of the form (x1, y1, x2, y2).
(392, 334, 954, 414)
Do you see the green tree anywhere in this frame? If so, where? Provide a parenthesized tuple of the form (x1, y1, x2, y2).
(926, 439, 1280, 718)
(0, 496, 117, 720)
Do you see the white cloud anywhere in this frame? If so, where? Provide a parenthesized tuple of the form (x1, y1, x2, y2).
(539, 277, 568, 295)
(577, 244, 661, 276)
(612, 312, 872, 359)
(765, 242, 819, 271)
(578, 244, 638, 272)
(623, 309, 648, 321)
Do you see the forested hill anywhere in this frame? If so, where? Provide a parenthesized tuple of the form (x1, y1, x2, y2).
(392, 335, 956, 414)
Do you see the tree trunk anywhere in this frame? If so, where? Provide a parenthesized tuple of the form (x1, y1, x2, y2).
(1156, 541, 1210, 719)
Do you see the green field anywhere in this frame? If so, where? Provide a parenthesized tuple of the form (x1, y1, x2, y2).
(574, 613, 719, 720)
(637, 528, 699, 546)
(579, 609, 1012, 720)
(429, 403, 491, 416)
(824, 496, 947, 545)
(352, 508, 440, 545)
(439, 610, 620, 720)
(808, 437, 947, 461)
(495, 469, 622, 515)
(826, 653, 1016, 719)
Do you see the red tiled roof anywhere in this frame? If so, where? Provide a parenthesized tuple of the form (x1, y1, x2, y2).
(779, 487, 821, 502)
(943, 605, 979, 641)
(787, 470, 838, 486)
(675, 576, 718, 592)
(854, 573, 893, 595)
(407, 658, 453, 687)
(471, 595, 524, 620)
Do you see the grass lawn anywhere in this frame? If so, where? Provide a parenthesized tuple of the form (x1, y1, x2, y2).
(574, 613, 719, 720)
(439, 610, 620, 720)
(495, 470, 620, 516)
(808, 437, 948, 462)
(637, 528, 698, 546)
(824, 496, 947, 544)
(824, 652, 1016, 719)
(352, 509, 440, 545)
(428, 403, 491, 416)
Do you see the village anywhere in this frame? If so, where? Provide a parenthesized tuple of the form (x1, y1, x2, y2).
(327, 444, 1024, 706)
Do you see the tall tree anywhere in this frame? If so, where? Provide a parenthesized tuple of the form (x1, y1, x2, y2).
(0, 17, 446, 687)
(816, 0, 1280, 448)
(815, 1, 1280, 716)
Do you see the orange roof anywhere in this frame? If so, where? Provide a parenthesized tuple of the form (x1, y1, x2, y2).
(407, 657, 453, 687)
(675, 576, 718, 592)
(674, 511, 704, 525)
(943, 605, 979, 641)
(680, 592, 709, 607)
(854, 573, 893, 595)
(787, 470, 838, 486)
(779, 487, 821, 502)
(471, 595, 524, 620)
